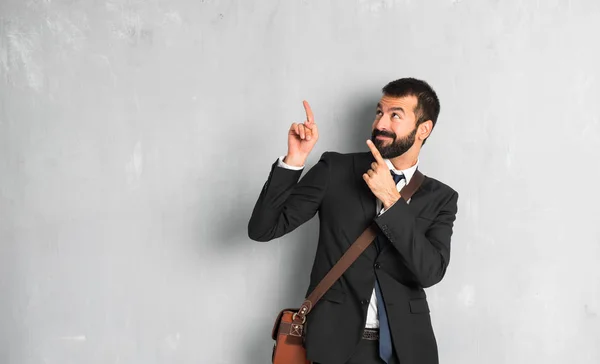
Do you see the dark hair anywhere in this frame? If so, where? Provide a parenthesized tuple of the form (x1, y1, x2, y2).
(382, 78, 440, 144)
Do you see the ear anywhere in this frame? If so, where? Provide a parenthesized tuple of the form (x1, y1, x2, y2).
(417, 120, 433, 141)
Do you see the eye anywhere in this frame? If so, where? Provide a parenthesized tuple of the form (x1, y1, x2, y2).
(376, 110, 383, 116)
(392, 113, 400, 119)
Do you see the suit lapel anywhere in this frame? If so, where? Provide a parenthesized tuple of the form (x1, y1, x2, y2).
(353, 152, 377, 223)
(352, 152, 378, 260)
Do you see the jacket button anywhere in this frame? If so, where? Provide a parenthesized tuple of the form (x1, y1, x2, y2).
(374, 263, 381, 269)
(360, 299, 369, 305)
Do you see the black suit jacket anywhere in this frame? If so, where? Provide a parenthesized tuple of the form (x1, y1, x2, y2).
(248, 151, 459, 364)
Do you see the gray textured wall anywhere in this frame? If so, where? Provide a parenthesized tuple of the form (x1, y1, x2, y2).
(1, 0, 599, 363)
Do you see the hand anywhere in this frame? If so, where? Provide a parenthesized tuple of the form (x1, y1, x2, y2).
(285, 100, 319, 166)
(363, 139, 401, 209)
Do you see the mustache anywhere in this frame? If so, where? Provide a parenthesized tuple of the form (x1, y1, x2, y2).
(372, 129, 396, 139)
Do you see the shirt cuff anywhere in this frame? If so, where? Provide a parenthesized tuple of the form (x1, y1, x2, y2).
(277, 155, 305, 170)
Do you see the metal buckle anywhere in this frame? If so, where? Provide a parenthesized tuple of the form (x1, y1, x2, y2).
(292, 312, 306, 324)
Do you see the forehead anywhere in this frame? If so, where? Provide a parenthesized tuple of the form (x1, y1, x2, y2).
(378, 94, 418, 113)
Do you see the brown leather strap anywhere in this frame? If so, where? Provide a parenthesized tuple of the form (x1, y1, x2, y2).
(293, 170, 426, 322)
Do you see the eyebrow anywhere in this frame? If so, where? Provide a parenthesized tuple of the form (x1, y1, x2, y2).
(377, 103, 405, 114)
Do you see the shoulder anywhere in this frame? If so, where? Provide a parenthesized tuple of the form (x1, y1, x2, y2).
(317, 150, 371, 163)
(310, 151, 369, 182)
(421, 174, 459, 202)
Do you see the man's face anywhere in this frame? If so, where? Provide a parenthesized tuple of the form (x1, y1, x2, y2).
(370, 94, 419, 159)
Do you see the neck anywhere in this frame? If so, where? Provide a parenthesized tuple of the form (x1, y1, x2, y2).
(389, 148, 419, 170)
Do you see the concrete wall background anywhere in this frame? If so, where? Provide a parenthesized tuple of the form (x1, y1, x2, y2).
(1, 0, 599, 363)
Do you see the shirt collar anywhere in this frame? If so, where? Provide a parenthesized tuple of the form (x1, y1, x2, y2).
(384, 158, 419, 184)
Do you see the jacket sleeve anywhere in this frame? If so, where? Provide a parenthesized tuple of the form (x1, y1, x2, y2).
(373, 190, 459, 288)
(247, 152, 331, 242)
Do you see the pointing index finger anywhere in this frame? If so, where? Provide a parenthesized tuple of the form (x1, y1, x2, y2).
(303, 100, 314, 125)
(366, 140, 385, 164)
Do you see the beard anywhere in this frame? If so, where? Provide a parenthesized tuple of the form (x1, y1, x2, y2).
(370, 126, 417, 159)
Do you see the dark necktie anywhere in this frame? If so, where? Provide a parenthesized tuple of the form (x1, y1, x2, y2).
(375, 170, 405, 363)
(390, 170, 405, 185)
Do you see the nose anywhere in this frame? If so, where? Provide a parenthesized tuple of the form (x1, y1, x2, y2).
(374, 114, 391, 133)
